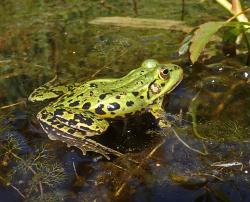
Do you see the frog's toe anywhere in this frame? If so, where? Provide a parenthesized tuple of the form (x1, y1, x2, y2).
(39, 121, 123, 159)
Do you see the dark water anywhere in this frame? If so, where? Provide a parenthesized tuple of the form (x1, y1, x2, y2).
(0, 1, 250, 201)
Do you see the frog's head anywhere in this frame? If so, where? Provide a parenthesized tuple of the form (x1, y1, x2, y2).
(142, 59, 183, 102)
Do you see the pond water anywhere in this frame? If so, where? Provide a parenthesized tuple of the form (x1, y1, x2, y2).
(0, 1, 250, 201)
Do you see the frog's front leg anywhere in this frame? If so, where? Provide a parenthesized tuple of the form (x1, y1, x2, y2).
(37, 108, 123, 159)
(148, 98, 171, 129)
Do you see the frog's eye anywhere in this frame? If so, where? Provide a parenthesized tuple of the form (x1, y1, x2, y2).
(159, 68, 170, 79)
(141, 59, 159, 69)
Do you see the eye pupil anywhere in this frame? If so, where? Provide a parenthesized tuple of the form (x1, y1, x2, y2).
(162, 69, 169, 75)
(159, 68, 170, 79)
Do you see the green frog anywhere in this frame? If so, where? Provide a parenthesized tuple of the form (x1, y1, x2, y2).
(29, 59, 183, 159)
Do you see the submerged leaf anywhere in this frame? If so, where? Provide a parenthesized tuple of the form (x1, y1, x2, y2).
(89, 17, 193, 33)
(190, 21, 225, 63)
(179, 32, 193, 56)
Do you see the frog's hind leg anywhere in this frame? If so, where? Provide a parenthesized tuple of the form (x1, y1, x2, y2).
(37, 109, 123, 159)
(48, 108, 110, 135)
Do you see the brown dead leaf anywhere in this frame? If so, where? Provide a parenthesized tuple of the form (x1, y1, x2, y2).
(89, 16, 193, 33)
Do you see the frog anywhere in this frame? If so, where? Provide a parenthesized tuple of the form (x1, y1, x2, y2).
(28, 59, 183, 159)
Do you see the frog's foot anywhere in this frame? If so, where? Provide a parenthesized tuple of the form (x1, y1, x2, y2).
(157, 119, 172, 129)
(148, 104, 172, 129)
(147, 98, 170, 128)
(37, 108, 123, 159)
(40, 121, 123, 159)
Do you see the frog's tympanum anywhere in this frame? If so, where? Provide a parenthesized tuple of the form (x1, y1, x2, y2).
(29, 59, 183, 159)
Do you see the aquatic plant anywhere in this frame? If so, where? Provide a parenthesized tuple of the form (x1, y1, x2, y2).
(180, 0, 250, 64)
(0, 113, 66, 200)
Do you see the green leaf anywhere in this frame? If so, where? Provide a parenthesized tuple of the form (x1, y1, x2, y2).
(178, 32, 193, 56)
(190, 21, 225, 63)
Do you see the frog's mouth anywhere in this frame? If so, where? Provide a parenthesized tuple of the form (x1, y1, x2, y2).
(166, 73, 183, 94)
(164, 67, 184, 94)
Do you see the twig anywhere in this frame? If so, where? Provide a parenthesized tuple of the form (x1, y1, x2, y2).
(216, 0, 249, 23)
(6, 148, 44, 198)
(115, 139, 166, 197)
(0, 59, 11, 63)
(188, 91, 207, 140)
(171, 128, 208, 155)
(0, 101, 26, 110)
(193, 173, 224, 181)
(242, 29, 250, 65)
(181, 0, 185, 21)
(31, 146, 46, 164)
(110, 162, 127, 171)
(99, 0, 117, 12)
(72, 161, 78, 178)
(10, 185, 26, 199)
(132, 0, 138, 15)
(48, 33, 59, 77)
(213, 80, 245, 116)
(211, 161, 243, 170)
(39, 182, 44, 199)
(226, 8, 250, 23)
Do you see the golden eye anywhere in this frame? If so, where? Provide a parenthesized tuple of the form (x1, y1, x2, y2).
(159, 68, 170, 79)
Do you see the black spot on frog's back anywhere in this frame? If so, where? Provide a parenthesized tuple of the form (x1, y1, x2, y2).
(124, 112, 133, 117)
(54, 109, 64, 116)
(107, 102, 120, 111)
(132, 92, 139, 96)
(95, 104, 106, 115)
(82, 102, 91, 110)
(126, 101, 134, 107)
(99, 93, 111, 100)
(69, 101, 80, 107)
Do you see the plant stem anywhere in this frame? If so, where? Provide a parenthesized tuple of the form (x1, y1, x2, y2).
(115, 139, 166, 197)
(181, 0, 185, 21)
(215, 0, 232, 11)
(215, 0, 249, 23)
(7, 148, 44, 199)
(132, 0, 138, 15)
(242, 30, 250, 65)
(10, 185, 26, 199)
(171, 128, 208, 155)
